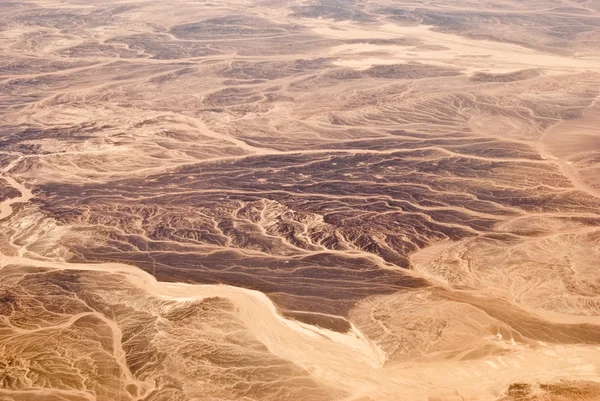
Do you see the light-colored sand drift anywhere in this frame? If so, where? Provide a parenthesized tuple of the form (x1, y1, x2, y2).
(310, 22, 600, 74)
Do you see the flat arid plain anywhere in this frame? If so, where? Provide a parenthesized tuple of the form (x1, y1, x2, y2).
(1, 0, 600, 400)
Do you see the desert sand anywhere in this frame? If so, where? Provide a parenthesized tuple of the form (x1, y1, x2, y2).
(1, 0, 600, 400)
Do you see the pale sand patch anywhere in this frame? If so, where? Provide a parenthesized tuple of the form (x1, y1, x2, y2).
(541, 97, 600, 197)
(309, 22, 600, 74)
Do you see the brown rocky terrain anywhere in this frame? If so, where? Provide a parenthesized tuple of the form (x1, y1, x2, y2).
(1, 0, 600, 400)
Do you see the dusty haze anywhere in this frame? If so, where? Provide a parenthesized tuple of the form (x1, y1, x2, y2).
(1, 0, 600, 400)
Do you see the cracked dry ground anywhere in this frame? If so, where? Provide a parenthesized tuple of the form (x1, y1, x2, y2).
(1, 0, 600, 400)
